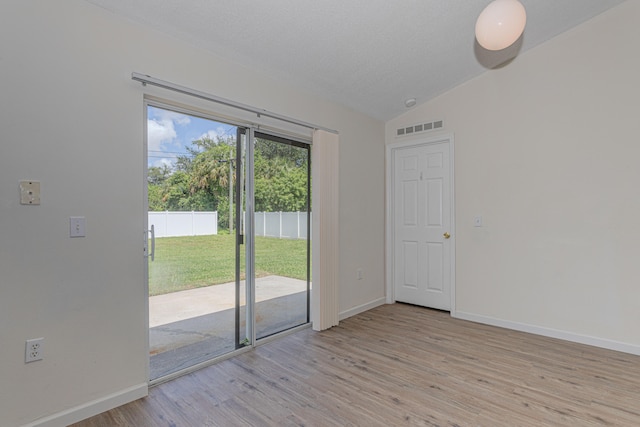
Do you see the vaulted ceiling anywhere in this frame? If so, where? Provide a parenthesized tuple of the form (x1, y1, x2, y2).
(85, 0, 626, 120)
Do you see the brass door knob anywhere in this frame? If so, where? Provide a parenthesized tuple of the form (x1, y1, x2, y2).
(443, 232, 450, 239)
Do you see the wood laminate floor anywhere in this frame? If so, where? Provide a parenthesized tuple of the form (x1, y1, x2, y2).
(72, 303, 640, 426)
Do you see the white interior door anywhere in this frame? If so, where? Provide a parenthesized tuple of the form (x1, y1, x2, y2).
(393, 140, 452, 310)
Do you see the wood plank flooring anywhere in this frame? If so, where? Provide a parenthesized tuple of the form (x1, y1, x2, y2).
(71, 303, 640, 426)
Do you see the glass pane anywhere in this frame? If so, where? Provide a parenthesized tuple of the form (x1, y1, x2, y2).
(147, 105, 243, 380)
(253, 134, 311, 340)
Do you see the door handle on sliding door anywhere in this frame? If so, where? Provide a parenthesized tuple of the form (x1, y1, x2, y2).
(148, 224, 155, 261)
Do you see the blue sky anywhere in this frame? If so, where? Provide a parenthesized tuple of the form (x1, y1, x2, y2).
(147, 105, 236, 169)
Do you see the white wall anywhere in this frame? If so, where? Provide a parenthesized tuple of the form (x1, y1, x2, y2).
(0, 1, 384, 425)
(387, 2, 640, 353)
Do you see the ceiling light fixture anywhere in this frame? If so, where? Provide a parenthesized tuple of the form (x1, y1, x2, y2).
(475, 0, 527, 51)
(405, 98, 417, 108)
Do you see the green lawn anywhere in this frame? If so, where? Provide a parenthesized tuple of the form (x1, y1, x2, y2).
(149, 234, 308, 296)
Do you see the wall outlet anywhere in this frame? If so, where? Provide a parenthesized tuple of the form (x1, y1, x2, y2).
(356, 268, 364, 280)
(25, 338, 44, 363)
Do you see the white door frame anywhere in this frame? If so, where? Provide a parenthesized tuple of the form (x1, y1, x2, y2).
(385, 133, 456, 314)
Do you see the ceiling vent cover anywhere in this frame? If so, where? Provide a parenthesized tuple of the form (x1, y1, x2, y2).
(397, 120, 443, 137)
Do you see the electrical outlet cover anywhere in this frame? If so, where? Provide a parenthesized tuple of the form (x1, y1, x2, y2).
(25, 338, 44, 363)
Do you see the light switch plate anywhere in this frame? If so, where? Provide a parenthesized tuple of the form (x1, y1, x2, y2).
(70, 216, 86, 237)
(20, 180, 41, 205)
(474, 216, 483, 227)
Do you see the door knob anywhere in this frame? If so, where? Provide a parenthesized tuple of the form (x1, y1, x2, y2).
(443, 232, 450, 239)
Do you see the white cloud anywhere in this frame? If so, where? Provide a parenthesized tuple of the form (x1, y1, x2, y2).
(199, 125, 234, 142)
(199, 129, 220, 141)
(147, 109, 191, 152)
(153, 108, 191, 126)
(160, 109, 191, 126)
(150, 157, 175, 170)
(147, 118, 177, 152)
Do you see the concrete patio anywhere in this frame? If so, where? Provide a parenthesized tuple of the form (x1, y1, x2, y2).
(149, 275, 308, 379)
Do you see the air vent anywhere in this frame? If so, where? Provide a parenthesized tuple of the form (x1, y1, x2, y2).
(396, 120, 444, 138)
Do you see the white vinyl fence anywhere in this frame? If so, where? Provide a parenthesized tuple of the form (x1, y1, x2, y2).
(254, 211, 309, 240)
(148, 211, 309, 239)
(149, 211, 218, 237)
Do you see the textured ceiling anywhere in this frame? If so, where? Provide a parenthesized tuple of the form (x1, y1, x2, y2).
(85, 0, 625, 121)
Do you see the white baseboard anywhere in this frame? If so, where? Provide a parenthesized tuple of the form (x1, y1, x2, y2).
(453, 310, 640, 356)
(24, 383, 148, 427)
(339, 297, 387, 321)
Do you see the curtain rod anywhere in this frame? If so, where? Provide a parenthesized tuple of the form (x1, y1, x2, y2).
(131, 72, 338, 135)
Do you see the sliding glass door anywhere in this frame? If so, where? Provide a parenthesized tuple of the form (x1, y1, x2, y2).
(253, 133, 311, 340)
(146, 103, 249, 381)
(145, 102, 310, 382)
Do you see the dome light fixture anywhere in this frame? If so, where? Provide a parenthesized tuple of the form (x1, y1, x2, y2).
(405, 98, 417, 108)
(475, 0, 527, 51)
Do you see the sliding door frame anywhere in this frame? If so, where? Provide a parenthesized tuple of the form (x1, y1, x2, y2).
(254, 130, 312, 330)
(145, 99, 254, 386)
(144, 97, 312, 385)
(245, 127, 257, 347)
